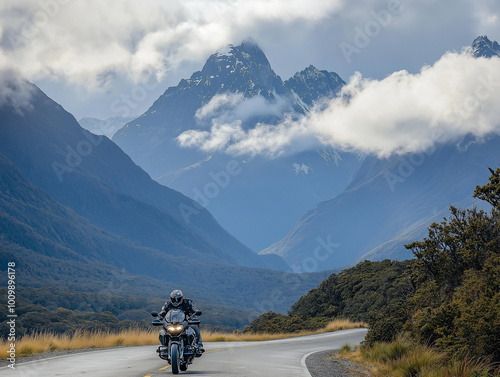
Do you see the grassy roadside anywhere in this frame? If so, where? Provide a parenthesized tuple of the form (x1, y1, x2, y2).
(0, 319, 367, 359)
(337, 335, 499, 377)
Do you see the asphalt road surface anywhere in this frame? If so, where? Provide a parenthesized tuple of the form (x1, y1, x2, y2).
(1, 328, 367, 377)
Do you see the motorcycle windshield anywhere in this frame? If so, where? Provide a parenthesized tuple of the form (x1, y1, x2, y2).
(165, 309, 186, 324)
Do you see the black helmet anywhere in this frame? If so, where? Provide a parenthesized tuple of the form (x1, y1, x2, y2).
(170, 290, 184, 307)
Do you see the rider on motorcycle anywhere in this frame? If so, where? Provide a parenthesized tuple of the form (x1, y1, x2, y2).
(158, 290, 204, 355)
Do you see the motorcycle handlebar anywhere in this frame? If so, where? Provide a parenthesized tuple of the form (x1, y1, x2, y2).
(150, 310, 202, 325)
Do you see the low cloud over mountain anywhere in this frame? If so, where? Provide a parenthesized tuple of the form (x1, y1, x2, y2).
(179, 40, 500, 158)
(0, 69, 34, 113)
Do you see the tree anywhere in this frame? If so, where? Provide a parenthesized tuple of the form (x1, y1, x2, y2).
(474, 167, 500, 208)
(404, 167, 500, 361)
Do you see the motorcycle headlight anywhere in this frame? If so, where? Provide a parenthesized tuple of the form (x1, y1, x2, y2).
(167, 324, 184, 336)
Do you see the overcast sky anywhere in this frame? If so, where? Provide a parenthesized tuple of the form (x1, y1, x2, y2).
(0, 0, 499, 121)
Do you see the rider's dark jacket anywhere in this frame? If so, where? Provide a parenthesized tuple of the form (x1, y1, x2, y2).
(158, 299, 198, 319)
(157, 298, 203, 348)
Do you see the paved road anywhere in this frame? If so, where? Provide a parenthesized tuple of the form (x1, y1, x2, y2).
(0, 329, 367, 377)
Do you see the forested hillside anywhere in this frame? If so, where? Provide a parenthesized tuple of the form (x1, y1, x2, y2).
(245, 259, 412, 333)
(0, 287, 252, 337)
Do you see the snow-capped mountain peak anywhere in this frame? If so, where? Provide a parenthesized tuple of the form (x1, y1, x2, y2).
(284, 65, 345, 107)
(200, 40, 290, 101)
(470, 35, 500, 58)
(216, 44, 235, 57)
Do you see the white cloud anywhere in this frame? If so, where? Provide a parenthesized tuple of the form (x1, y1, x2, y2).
(179, 122, 246, 152)
(195, 93, 244, 122)
(179, 52, 500, 157)
(0, 68, 34, 113)
(0, 0, 344, 88)
(230, 95, 294, 122)
(181, 92, 305, 154)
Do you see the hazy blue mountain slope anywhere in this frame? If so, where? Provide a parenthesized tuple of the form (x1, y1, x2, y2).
(79, 116, 135, 139)
(353, 194, 484, 265)
(261, 137, 500, 270)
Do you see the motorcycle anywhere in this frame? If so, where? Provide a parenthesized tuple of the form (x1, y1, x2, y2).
(151, 309, 202, 374)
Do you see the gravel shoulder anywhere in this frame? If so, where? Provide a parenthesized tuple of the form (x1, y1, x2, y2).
(306, 350, 372, 377)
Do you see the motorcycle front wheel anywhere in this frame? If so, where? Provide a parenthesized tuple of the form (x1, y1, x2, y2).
(171, 344, 179, 374)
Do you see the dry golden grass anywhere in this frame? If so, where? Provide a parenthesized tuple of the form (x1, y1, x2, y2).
(0, 329, 160, 359)
(0, 319, 367, 359)
(337, 336, 498, 377)
(325, 319, 364, 332)
(202, 318, 367, 342)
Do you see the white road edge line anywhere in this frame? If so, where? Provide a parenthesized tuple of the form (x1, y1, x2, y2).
(301, 351, 315, 377)
(0, 345, 156, 369)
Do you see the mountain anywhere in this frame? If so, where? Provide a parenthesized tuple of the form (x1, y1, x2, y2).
(113, 40, 361, 251)
(261, 36, 500, 270)
(0, 76, 285, 271)
(285, 65, 345, 107)
(471, 35, 500, 58)
(79, 116, 135, 139)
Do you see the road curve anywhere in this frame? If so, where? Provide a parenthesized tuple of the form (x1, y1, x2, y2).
(1, 328, 367, 377)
